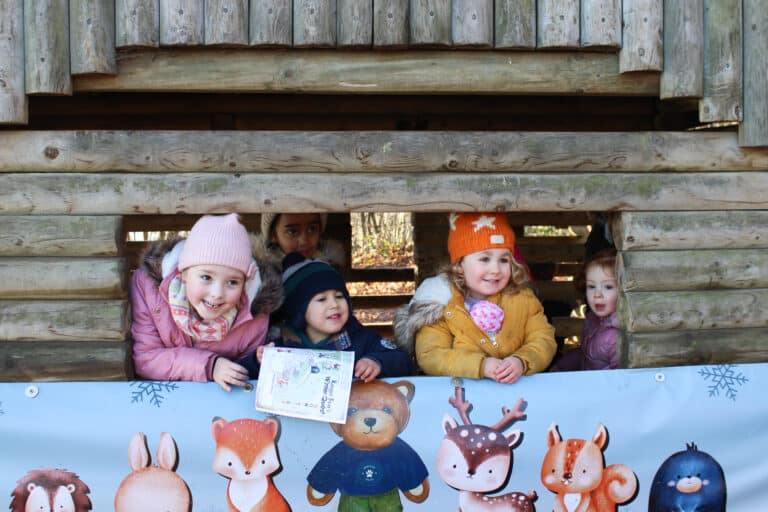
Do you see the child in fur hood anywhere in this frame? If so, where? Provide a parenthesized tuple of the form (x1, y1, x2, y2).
(394, 212, 556, 383)
(244, 252, 412, 381)
(130, 213, 282, 391)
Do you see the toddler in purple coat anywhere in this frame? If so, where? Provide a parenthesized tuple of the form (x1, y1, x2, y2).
(551, 249, 619, 371)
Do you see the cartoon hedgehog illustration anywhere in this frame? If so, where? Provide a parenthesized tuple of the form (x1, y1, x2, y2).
(648, 442, 726, 512)
(10, 468, 92, 512)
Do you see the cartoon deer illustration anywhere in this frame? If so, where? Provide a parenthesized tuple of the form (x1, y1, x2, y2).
(540, 423, 637, 512)
(437, 384, 537, 512)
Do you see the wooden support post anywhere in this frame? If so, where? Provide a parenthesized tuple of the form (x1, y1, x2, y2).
(619, 0, 662, 72)
(116, 0, 160, 48)
(580, 0, 620, 48)
(338, 0, 373, 47)
(409, 0, 451, 46)
(494, 0, 535, 49)
(205, 0, 249, 46)
(699, 0, 742, 123)
(660, 0, 703, 99)
(70, 0, 117, 75)
(159, 0, 205, 46)
(250, 0, 292, 46)
(0, 0, 27, 124)
(452, 0, 492, 47)
(537, 0, 579, 48)
(0, 300, 128, 342)
(739, 0, 768, 147)
(293, 0, 337, 47)
(24, 0, 72, 95)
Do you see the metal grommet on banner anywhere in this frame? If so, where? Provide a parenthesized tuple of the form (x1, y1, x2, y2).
(655, 372, 665, 383)
(25, 385, 39, 398)
(451, 377, 464, 387)
(243, 383, 254, 392)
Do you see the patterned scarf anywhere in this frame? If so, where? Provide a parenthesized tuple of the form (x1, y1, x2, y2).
(168, 271, 238, 343)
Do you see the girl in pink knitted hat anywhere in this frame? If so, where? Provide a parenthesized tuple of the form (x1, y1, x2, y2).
(130, 213, 283, 391)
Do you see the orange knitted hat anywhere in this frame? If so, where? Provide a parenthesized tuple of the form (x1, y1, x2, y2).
(447, 213, 516, 263)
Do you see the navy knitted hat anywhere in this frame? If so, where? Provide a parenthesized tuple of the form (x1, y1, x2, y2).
(280, 252, 351, 331)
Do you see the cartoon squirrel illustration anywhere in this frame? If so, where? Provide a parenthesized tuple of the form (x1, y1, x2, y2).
(437, 385, 537, 512)
(211, 417, 291, 512)
(10, 468, 92, 512)
(114, 432, 191, 512)
(540, 423, 637, 512)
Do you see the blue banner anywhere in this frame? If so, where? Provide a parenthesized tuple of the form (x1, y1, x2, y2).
(1, 363, 764, 511)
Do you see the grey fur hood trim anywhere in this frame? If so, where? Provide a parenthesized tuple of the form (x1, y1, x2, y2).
(138, 237, 283, 316)
(393, 300, 447, 356)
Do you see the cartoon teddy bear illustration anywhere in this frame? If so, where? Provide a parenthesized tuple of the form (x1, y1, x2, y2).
(306, 379, 430, 511)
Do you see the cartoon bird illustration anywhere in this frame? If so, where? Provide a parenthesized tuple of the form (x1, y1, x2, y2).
(648, 443, 726, 512)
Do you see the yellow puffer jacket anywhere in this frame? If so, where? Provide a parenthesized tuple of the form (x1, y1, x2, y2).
(415, 283, 556, 379)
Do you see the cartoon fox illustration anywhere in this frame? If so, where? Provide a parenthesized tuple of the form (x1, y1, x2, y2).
(540, 423, 637, 512)
(211, 417, 291, 512)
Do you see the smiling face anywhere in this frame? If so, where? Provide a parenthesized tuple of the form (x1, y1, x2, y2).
(459, 248, 513, 299)
(271, 213, 323, 259)
(304, 289, 349, 342)
(585, 263, 618, 318)
(182, 264, 245, 321)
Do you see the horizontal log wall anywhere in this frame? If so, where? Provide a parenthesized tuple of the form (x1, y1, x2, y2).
(615, 210, 768, 368)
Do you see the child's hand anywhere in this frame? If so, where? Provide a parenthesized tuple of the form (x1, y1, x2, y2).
(256, 342, 275, 363)
(213, 358, 249, 392)
(494, 356, 524, 384)
(483, 357, 502, 379)
(354, 358, 382, 382)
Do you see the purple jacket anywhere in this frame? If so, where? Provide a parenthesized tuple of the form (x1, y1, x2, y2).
(130, 239, 283, 382)
(581, 311, 619, 370)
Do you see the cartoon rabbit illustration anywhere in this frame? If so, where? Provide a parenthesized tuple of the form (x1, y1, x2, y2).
(437, 384, 537, 512)
(114, 432, 192, 512)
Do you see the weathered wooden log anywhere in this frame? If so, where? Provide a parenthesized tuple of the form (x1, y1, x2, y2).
(699, 0, 742, 123)
(409, 0, 451, 46)
(24, 0, 72, 95)
(739, 0, 768, 147)
(619, 289, 768, 333)
(3, 172, 768, 214)
(159, 0, 204, 46)
(205, 0, 248, 46)
(116, 0, 160, 48)
(70, 0, 117, 75)
(293, 0, 336, 47)
(250, 0, 292, 46)
(0, 0, 27, 124)
(623, 327, 768, 368)
(5, 131, 767, 174)
(494, 0, 534, 48)
(338, 0, 373, 47)
(0, 216, 121, 257)
(660, 0, 703, 99)
(618, 249, 768, 291)
(452, 0, 492, 47)
(373, 0, 408, 48)
(73, 50, 659, 94)
(0, 300, 128, 342)
(537, 0, 579, 48)
(613, 211, 768, 250)
(0, 340, 130, 381)
(619, 0, 662, 72)
(0, 258, 127, 299)
(580, 0, 620, 48)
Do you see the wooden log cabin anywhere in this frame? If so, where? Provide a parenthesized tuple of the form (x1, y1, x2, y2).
(1, 0, 767, 381)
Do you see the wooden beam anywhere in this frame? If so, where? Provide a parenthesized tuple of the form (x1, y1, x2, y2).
(618, 249, 768, 291)
(159, 0, 204, 46)
(0, 340, 130, 381)
(116, 0, 160, 48)
(373, 0, 408, 48)
(250, 0, 292, 46)
(410, 0, 451, 46)
(3, 172, 768, 215)
(24, 0, 72, 95)
(70, 0, 117, 75)
(73, 49, 659, 95)
(0, 0, 27, 124)
(205, 0, 249, 46)
(0, 258, 127, 299)
(619, 0, 663, 72)
(0, 300, 128, 342)
(660, 0, 703, 100)
(624, 327, 768, 368)
(3, 131, 768, 173)
(537, 0, 579, 48)
(581, 0, 621, 49)
(739, 0, 768, 147)
(452, 0, 493, 47)
(619, 289, 768, 332)
(613, 211, 768, 250)
(0, 216, 122, 256)
(699, 0, 742, 123)
(494, 0, 534, 49)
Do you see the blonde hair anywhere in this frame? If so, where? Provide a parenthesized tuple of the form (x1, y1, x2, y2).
(442, 253, 531, 297)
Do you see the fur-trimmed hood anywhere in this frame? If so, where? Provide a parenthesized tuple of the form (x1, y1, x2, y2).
(249, 231, 346, 271)
(393, 274, 453, 355)
(137, 236, 283, 316)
